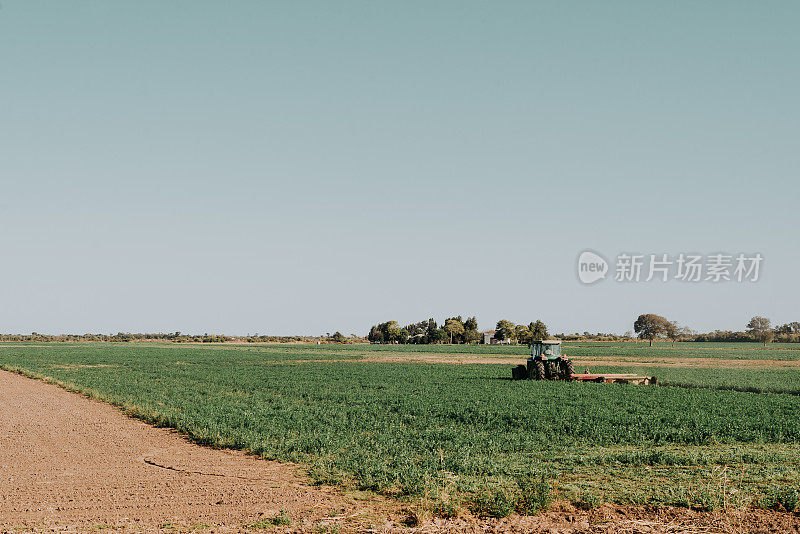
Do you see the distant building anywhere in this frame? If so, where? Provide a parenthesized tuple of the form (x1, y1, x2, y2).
(482, 330, 513, 344)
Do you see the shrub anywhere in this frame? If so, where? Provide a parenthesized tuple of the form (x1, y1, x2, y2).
(761, 485, 800, 512)
(576, 491, 602, 510)
(255, 509, 291, 527)
(432, 499, 460, 518)
(469, 485, 515, 518)
(515, 473, 553, 515)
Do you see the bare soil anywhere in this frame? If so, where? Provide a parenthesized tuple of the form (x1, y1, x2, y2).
(2, 370, 799, 533)
(427, 504, 800, 533)
(0, 370, 383, 532)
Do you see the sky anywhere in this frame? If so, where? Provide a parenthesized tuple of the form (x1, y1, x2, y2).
(1, 1, 798, 336)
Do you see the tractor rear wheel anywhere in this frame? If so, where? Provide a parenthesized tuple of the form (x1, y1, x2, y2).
(532, 360, 545, 380)
(560, 359, 575, 380)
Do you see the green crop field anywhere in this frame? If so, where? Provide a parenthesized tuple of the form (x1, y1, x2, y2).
(1, 341, 799, 515)
(564, 342, 800, 362)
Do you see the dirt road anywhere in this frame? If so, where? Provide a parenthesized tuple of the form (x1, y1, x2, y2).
(0, 370, 365, 532)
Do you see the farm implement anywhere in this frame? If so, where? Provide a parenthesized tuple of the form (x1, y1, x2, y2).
(512, 340, 657, 385)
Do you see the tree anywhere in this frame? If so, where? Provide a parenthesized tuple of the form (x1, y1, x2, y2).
(429, 327, 448, 344)
(514, 324, 531, 345)
(775, 322, 800, 335)
(396, 329, 409, 344)
(747, 316, 773, 345)
(664, 321, 689, 346)
(494, 320, 516, 342)
(424, 318, 439, 343)
(329, 331, 346, 343)
(464, 316, 478, 332)
(463, 328, 480, 344)
(529, 320, 548, 342)
(463, 316, 479, 343)
(444, 317, 465, 344)
(367, 325, 382, 343)
(633, 314, 670, 347)
(367, 321, 405, 343)
(384, 321, 403, 344)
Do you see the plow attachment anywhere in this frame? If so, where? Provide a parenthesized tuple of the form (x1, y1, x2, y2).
(570, 373, 657, 385)
(511, 364, 657, 385)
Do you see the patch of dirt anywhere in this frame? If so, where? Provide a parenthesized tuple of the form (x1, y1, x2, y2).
(50, 363, 118, 369)
(416, 504, 800, 533)
(0, 370, 393, 532)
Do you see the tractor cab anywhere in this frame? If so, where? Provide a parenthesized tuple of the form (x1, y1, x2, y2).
(531, 340, 561, 360)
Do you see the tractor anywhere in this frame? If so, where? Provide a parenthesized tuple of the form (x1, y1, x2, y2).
(511, 340, 657, 385)
(512, 340, 574, 380)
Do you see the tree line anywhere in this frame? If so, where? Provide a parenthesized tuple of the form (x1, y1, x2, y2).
(493, 319, 548, 344)
(366, 317, 549, 345)
(2, 316, 798, 345)
(696, 317, 800, 344)
(369, 314, 800, 347)
(633, 314, 800, 346)
(0, 332, 345, 344)
(367, 317, 480, 344)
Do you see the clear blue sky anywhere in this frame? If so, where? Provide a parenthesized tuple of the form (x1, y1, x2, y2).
(1, 1, 797, 336)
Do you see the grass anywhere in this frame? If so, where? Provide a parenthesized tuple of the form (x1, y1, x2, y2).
(1, 341, 799, 514)
(247, 509, 292, 528)
(590, 365, 800, 395)
(563, 342, 800, 361)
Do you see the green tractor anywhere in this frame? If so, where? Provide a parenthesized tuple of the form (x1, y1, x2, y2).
(512, 340, 574, 380)
(512, 340, 657, 384)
